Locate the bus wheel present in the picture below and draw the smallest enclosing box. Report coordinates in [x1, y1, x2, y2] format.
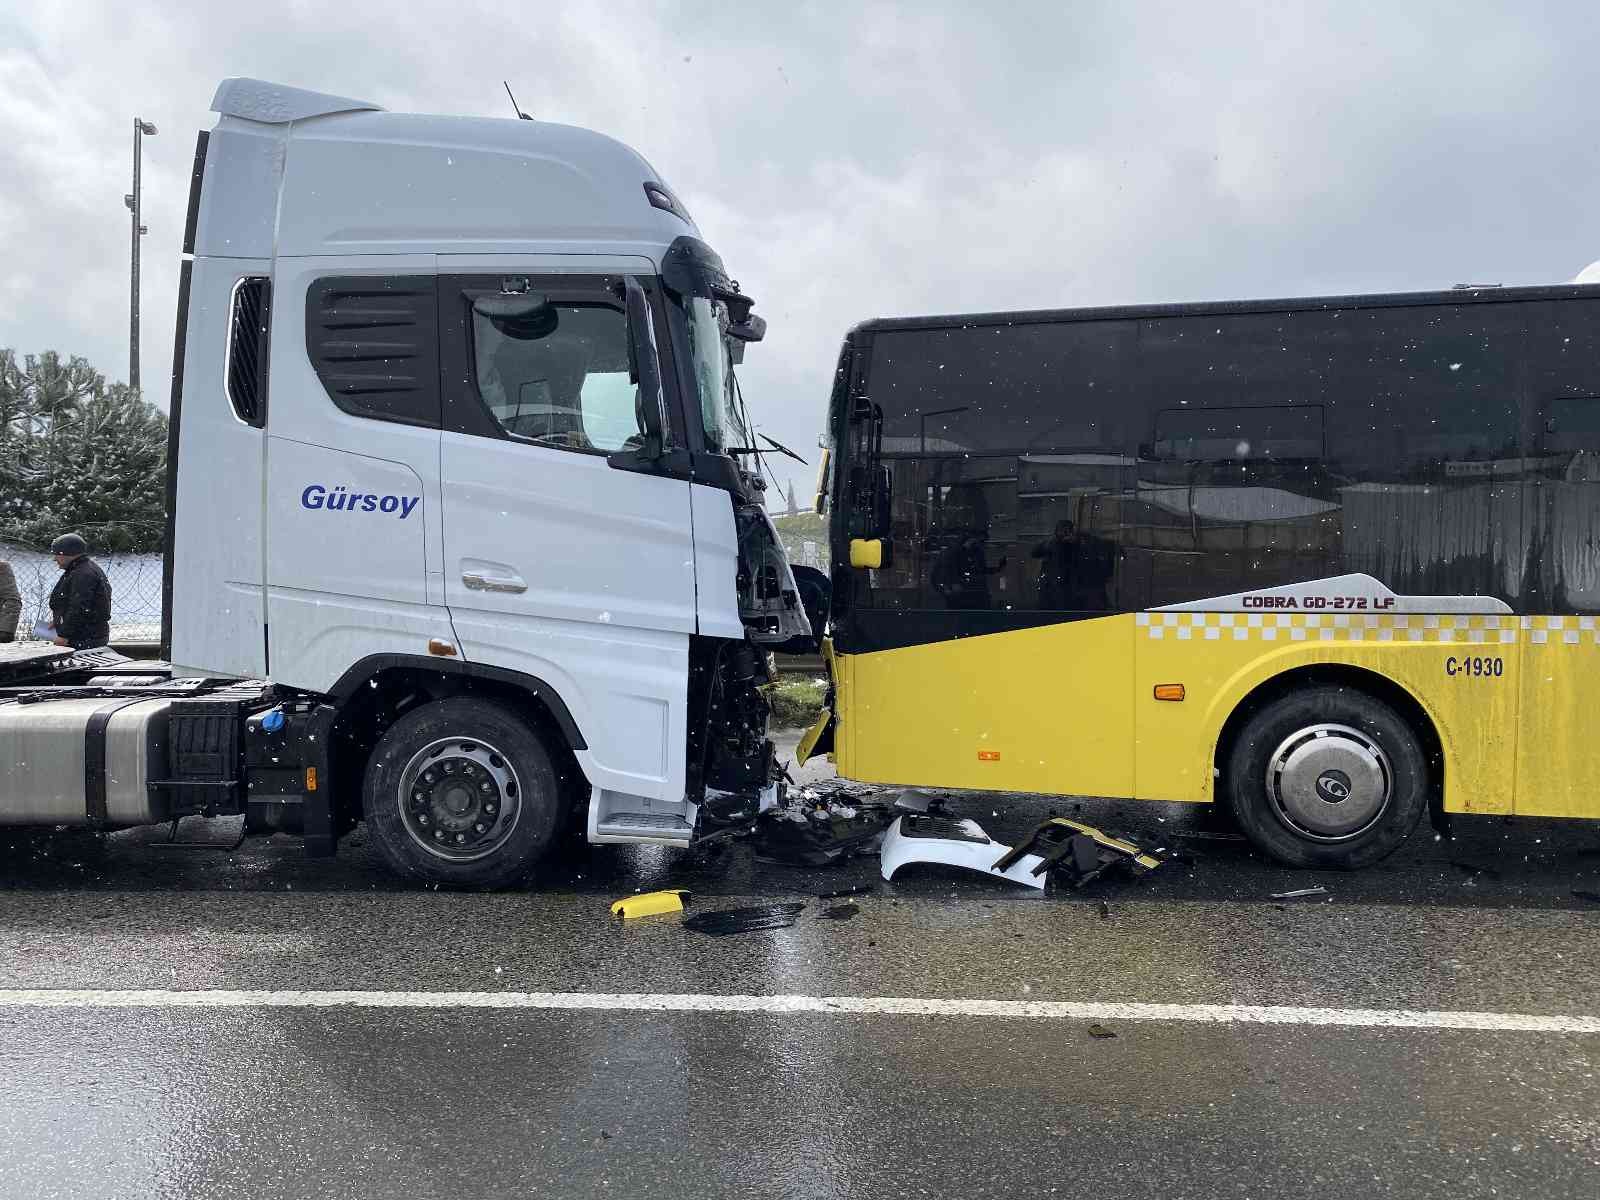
[1225, 686, 1428, 869]
[361, 697, 567, 888]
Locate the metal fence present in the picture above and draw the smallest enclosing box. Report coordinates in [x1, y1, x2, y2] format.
[1, 541, 163, 646]
[0, 523, 825, 650]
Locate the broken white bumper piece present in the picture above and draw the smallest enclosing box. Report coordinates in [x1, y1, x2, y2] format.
[879, 814, 1048, 890]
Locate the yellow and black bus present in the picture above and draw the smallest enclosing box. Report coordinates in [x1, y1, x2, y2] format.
[810, 283, 1600, 867]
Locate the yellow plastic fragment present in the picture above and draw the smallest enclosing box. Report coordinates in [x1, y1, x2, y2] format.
[610, 889, 689, 919]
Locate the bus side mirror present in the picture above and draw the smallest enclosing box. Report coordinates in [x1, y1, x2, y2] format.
[623, 277, 667, 459]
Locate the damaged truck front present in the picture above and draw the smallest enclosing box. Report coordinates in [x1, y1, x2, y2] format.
[0, 78, 814, 887]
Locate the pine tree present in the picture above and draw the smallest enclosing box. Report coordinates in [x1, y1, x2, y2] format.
[0, 351, 168, 552]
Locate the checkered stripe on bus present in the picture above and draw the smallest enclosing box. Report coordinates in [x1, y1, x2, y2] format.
[1134, 611, 1524, 644]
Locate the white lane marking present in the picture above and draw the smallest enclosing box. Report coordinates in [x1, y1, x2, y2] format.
[0, 990, 1596, 1033]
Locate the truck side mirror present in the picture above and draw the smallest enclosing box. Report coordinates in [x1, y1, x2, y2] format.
[623, 277, 667, 459]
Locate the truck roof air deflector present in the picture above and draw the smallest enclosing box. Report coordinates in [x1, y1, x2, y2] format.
[210, 78, 383, 124]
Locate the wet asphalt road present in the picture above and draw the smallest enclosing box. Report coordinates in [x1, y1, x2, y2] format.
[2, 733, 1599, 1199]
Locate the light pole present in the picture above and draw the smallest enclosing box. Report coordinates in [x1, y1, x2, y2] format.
[125, 117, 157, 392]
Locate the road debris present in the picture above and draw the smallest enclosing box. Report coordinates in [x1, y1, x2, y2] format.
[891, 789, 943, 814]
[879, 813, 1169, 891]
[682, 903, 806, 936]
[994, 818, 1168, 889]
[1270, 887, 1329, 899]
[754, 784, 897, 867]
[610, 889, 689, 919]
[879, 814, 1048, 890]
[1087, 1023, 1117, 1039]
[817, 884, 873, 900]
[819, 902, 860, 921]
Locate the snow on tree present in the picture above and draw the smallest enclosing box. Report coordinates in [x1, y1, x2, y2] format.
[0, 350, 169, 552]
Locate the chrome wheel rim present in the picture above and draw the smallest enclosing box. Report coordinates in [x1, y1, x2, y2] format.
[397, 737, 522, 862]
[1264, 723, 1392, 842]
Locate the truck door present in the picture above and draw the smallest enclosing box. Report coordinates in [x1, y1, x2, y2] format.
[261, 258, 455, 693]
[436, 260, 697, 807]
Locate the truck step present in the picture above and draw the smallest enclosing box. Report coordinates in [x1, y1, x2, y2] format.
[595, 812, 694, 839]
[587, 788, 699, 847]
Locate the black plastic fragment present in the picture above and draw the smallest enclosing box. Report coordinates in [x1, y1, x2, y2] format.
[817, 884, 872, 900]
[819, 902, 860, 921]
[682, 903, 806, 936]
[1087, 1023, 1117, 1040]
[753, 797, 897, 867]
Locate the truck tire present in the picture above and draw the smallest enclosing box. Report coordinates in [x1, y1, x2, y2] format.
[361, 697, 567, 888]
[1225, 686, 1428, 870]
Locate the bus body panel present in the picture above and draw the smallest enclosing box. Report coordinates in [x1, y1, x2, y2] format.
[1516, 620, 1600, 817]
[826, 285, 1600, 828]
[832, 614, 1135, 796]
[1131, 611, 1522, 813]
[832, 604, 1525, 816]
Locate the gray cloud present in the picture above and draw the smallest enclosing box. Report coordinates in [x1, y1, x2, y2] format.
[3, 0, 1598, 508]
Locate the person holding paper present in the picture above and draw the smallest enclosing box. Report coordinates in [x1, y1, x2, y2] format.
[46, 533, 111, 650]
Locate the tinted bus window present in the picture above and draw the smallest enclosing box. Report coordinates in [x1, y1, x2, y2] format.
[1526, 298, 1600, 613]
[862, 319, 1136, 620]
[852, 299, 1533, 628]
[1129, 303, 1525, 608]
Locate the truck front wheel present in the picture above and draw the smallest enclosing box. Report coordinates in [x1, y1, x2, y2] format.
[362, 697, 568, 888]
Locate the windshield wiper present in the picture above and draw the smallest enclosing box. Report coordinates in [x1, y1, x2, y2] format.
[724, 434, 807, 465]
[753, 433, 808, 465]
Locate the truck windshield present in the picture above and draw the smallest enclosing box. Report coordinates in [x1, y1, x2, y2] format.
[681, 294, 748, 452]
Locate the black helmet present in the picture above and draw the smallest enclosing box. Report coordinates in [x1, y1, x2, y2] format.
[50, 532, 88, 557]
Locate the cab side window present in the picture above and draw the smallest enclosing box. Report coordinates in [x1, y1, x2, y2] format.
[459, 278, 645, 455]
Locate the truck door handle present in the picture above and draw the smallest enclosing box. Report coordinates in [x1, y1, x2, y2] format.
[462, 570, 527, 594]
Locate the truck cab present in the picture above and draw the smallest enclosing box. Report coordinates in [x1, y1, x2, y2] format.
[2, 77, 810, 886]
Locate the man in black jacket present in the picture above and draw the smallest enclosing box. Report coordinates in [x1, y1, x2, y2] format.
[47, 533, 112, 649]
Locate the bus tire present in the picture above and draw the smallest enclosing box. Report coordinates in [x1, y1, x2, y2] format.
[361, 697, 567, 888]
[1225, 686, 1428, 870]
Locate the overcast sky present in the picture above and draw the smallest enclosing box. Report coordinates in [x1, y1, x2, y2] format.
[4, 1, 1599, 508]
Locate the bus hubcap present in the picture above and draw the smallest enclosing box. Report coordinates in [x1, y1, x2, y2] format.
[397, 738, 521, 862]
[1265, 723, 1391, 842]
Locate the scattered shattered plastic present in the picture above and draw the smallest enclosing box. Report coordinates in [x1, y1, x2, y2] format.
[891, 789, 942, 814]
[817, 884, 872, 900]
[993, 817, 1170, 890]
[610, 889, 689, 919]
[1269, 886, 1329, 899]
[682, 902, 806, 936]
[753, 783, 897, 867]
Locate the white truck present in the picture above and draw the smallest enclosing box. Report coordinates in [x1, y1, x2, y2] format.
[0, 78, 821, 887]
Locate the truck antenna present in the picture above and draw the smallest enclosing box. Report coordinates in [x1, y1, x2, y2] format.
[503, 81, 533, 121]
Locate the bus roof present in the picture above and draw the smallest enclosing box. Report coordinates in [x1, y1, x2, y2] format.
[847, 282, 1600, 338]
